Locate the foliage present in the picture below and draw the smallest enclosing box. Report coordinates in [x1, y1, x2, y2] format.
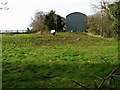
[87, 12, 116, 38]
[108, 1, 120, 20]
[44, 10, 65, 32]
[100, 0, 120, 37]
[88, 0, 120, 38]
[108, 1, 120, 34]
[30, 10, 65, 32]
[44, 10, 56, 30]
[56, 15, 65, 32]
[2, 33, 119, 88]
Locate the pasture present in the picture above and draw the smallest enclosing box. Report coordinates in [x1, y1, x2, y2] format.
[2, 32, 119, 88]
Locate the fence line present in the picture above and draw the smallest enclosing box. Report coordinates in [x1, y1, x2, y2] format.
[0, 30, 27, 34]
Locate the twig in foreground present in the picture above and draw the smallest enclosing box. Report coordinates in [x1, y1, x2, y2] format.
[73, 80, 89, 90]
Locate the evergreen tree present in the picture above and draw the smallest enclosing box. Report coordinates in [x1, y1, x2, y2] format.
[44, 10, 56, 30]
[44, 10, 65, 32]
[56, 15, 65, 32]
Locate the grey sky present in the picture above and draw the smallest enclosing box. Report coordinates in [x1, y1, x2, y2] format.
[0, 0, 105, 30]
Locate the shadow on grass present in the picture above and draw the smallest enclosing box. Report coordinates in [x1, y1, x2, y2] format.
[2, 61, 120, 88]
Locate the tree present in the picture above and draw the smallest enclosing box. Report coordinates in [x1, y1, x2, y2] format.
[88, 0, 119, 38]
[44, 10, 56, 30]
[107, 1, 120, 35]
[30, 10, 65, 33]
[30, 11, 47, 32]
[56, 15, 65, 32]
[87, 12, 114, 37]
[0, 2, 9, 10]
[44, 10, 65, 32]
[98, 0, 120, 37]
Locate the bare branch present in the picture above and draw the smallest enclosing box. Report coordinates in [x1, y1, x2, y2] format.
[0, 2, 8, 5]
[106, 64, 120, 79]
[0, 7, 9, 10]
[111, 75, 120, 78]
[0, 2, 9, 10]
[90, 73, 103, 80]
[73, 80, 89, 90]
[98, 64, 120, 88]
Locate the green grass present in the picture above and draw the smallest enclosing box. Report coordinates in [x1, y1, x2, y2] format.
[2, 32, 119, 88]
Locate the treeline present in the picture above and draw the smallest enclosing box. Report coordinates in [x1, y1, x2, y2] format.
[29, 1, 120, 39]
[30, 10, 65, 33]
[87, 0, 120, 38]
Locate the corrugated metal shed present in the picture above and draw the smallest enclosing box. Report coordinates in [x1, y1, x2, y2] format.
[66, 12, 87, 32]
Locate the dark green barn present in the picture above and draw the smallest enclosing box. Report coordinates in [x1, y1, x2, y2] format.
[66, 12, 87, 32]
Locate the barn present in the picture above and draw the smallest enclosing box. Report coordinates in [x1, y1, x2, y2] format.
[66, 12, 87, 32]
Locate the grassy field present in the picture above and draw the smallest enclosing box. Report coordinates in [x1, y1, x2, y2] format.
[2, 32, 119, 88]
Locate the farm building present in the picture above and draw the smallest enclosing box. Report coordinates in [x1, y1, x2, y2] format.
[66, 12, 87, 32]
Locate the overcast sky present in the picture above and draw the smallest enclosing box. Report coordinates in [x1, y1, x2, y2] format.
[0, 0, 105, 30]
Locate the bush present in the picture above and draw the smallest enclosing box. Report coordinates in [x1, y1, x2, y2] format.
[87, 12, 117, 38]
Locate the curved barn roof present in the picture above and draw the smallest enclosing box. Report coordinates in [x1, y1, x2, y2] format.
[66, 12, 87, 32]
[66, 12, 86, 18]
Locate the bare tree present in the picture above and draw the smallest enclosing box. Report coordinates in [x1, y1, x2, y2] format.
[90, 0, 113, 13]
[0, 2, 9, 10]
[30, 11, 47, 32]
